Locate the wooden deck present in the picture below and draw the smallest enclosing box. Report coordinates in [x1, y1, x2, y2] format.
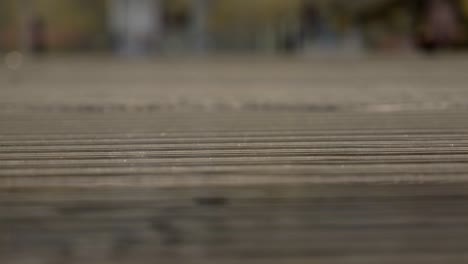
[1, 57, 468, 263]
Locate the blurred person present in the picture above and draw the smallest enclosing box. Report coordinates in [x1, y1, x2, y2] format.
[108, 0, 163, 56]
[377, 8, 415, 53]
[391, 8, 416, 52]
[192, 0, 213, 53]
[298, 0, 330, 53]
[333, 7, 365, 55]
[30, 16, 47, 54]
[339, 19, 365, 55]
[299, 2, 341, 55]
[299, 1, 321, 45]
[417, 0, 464, 52]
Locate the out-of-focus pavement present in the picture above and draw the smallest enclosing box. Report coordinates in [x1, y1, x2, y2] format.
[1, 56, 468, 264]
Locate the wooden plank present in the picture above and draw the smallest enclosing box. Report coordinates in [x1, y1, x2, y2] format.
[1, 58, 468, 263]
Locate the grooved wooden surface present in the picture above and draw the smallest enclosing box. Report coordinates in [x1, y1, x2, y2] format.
[1, 58, 468, 263]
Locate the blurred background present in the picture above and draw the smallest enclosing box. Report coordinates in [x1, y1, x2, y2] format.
[3, 2, 468, 264]
[1, 0, 468, 57]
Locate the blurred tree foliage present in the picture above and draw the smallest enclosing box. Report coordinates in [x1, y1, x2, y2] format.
[463, 0, 468, 17]
[212, 0, 302, 30]
[0, 1, 18, 50]
[0, 1, 14, 27]
[34, 0, 107, 50]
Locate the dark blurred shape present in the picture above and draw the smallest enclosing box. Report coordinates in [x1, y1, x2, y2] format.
[194, 196, 229, 207]
[299, 1, 321, 48]
[30, 15, 47, 54]
[416, 0, 466, 52]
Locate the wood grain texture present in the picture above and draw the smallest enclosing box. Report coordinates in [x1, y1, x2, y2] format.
[1, 57, 468, 263]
